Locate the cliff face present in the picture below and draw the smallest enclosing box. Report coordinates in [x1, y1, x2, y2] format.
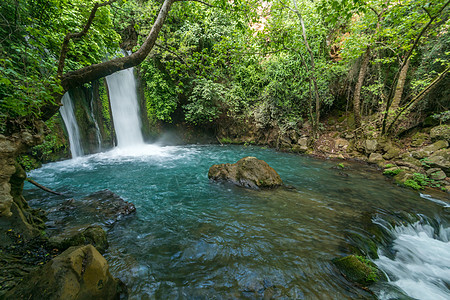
[0, 128, 46, 244]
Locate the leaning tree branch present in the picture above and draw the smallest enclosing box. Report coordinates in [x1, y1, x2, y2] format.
[57, 0, 118, 78]
[381, 0, 450, 134]
[386, 65, 449, 134]
[40, 0, 177, 122]
[60, 0, 175, 91]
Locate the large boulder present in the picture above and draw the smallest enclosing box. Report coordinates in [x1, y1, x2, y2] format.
[208, 157, 282, 189]
[430, 125, 450, 142]
[6, 245, 126, 299]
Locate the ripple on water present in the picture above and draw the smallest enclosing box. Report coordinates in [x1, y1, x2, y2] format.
[24, 144, 449, 299]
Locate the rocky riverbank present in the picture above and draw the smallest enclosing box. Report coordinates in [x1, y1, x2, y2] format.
[217, 116, 450, 194]
[0, 189, 135, 299]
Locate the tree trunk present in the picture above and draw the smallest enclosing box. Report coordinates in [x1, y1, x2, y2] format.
[353, 47, 371, 129]
[386, 65, 449, 134]
[381, 0, 450, 135]
[293, 0, 321, 138]
[390, 57, 410, 112]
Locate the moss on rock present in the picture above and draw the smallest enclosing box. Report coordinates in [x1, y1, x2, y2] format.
[5, 245, 126, 300]
[50, 226, 109, 254]
[332, 255, 384, 286]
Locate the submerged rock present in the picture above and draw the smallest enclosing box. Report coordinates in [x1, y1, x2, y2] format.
[208, 156, 282, 189]
[50, 225, 109, 254]
[6, 245, 126, 299]
[81, 189, 136, 222]
[333, 255, 384, 286]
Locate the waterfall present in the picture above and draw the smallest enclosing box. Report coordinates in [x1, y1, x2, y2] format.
[89, 90, 102, 151]
[374, 221, 450, 300]
[60, 93, 84, 158]
[106, 67, 144, 147]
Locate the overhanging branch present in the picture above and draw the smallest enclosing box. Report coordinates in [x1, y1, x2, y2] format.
[57, 0, 118, 78]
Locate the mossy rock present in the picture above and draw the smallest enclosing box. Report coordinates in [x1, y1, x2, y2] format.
[6, 245, 126, 299]
[393, 169, 415, 181]
[382, 146, 401, 160]
[430, 125, 450, 142]
[383, 167, 403, 177]
[346, 233, 379, 259]
[208, 157, 283, 189]
[411, 132, 429, 147]
[291, 145, 308, 153]
[333, 255, 385, 286]
[50, 226, 109, 254]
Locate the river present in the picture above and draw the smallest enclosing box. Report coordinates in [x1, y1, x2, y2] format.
[24, 144, 449, 299]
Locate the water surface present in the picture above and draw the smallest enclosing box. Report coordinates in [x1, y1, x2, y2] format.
[24, 145, 449, 299]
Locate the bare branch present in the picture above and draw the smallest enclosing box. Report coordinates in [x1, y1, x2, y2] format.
[423, 6, 432, 19]
[26, 178, 64, 196]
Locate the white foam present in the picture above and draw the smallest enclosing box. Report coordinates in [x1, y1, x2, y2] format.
[375, 222, 450, 300]
[420, 193, 450, 208]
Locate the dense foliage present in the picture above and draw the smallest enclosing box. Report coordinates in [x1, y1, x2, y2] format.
[0, 0, 121, 133]
[0, 0, 448, 138]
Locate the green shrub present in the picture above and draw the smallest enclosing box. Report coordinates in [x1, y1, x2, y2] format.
[404, 179, 423, 190]
[383, 168, 402, 176]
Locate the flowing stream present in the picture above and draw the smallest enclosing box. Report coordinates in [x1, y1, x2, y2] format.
[373, 219, 450, 300]
[105, 68, 144, 147]
[59, 93, 84, 158]
[24, 145, 449, 299]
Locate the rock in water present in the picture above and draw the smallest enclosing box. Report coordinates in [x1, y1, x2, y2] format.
[6, 245, 126, 299]
[332, 255, 384, 286]
[208, 156, 282, 189]
[50, 225, 109, 254]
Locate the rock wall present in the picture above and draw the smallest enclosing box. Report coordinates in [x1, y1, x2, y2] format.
[67, 81, 114, 154]
[0, 128, 46, 243]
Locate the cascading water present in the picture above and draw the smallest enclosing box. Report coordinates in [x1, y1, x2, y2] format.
[89, 90, 102, 151]
[60, 93, 84, 158]
[105, 67, 144, 147]
[374, 220, 450, 300]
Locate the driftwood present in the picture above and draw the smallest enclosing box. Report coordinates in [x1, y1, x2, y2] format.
[26, 178, 64, 196]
